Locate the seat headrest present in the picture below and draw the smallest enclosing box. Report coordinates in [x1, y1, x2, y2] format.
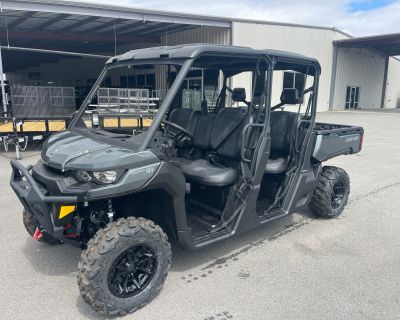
[232, 88, 246, 102]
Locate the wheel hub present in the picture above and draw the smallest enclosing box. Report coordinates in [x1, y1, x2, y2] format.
[331, 182, 345, 209]
[107, 244, 157, 298]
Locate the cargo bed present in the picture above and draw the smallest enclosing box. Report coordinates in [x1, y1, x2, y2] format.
[312, 122, 364, 161]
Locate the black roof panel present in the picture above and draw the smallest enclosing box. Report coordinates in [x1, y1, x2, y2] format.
[107, 44, 321, 72]
[107, 44, 258, 62]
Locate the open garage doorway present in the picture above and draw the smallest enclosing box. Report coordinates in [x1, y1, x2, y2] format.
[1, 47, 109, 115]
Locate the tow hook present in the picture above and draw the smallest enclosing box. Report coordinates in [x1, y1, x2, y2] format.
[33, 227, 43, 241]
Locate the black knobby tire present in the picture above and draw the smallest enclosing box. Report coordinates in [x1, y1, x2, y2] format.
[309, 166, 350, 219]
[77, 217, 171, 316]
[22, 209, 61, 244]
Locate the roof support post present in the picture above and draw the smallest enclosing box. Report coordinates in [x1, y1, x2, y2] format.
[380, 55, 389, 108]
[0, 45, 8, 113]
[328, 45, 338, 111]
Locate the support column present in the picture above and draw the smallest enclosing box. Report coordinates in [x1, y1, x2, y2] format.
[0, 46, 8, 113]
[328, 45, 338, 111]
[380, 55, 389, 109]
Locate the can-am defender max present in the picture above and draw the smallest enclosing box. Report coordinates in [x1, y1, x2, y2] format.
[10, 45, 364, 316]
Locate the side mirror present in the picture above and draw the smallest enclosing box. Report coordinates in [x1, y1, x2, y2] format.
[232, 88, 246, 102]
[232, 88, 250, 106]
[280, 88, 303, 105]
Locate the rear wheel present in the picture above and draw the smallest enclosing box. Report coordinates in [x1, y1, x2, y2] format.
[77, 217, 171, 316]
[22, 209, 61, 244]
[309, 166, 350, 218]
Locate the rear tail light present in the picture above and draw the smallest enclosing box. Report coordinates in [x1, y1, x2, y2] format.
[359, 133, 364, 149]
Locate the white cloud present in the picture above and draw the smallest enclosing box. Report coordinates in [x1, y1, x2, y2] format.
[76, 0, 400, 36]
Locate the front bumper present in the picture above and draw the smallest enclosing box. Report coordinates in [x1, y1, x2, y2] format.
[10, 160, 78, 242]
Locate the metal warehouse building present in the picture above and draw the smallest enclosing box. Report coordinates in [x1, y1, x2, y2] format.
[1, 0, 400, 115]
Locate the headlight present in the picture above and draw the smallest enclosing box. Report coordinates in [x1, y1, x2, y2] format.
[74, 170, 124, 184]
[92, 170, 118, 184]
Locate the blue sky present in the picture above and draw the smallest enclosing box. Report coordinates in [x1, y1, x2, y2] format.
[76, 0, 400, 36]
[348, 0, 395, 11]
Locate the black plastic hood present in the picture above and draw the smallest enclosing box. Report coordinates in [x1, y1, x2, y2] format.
[42, 131, 159, 172]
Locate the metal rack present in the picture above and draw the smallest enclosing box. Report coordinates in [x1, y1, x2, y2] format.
[96, 88, 159, 115]
[11, 85, 75, 117]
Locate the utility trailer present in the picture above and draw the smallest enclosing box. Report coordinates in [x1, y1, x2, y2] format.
[1, 85, 158, 157]
[0, 111, 154, 158]
[88, 87, 157, 133]
[0, 84, 77, 158]
[0, 111, 72, 158]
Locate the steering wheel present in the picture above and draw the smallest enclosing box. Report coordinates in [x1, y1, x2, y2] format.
[161, 120, 194, 141]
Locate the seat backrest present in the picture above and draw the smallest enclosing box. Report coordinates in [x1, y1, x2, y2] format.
[168, 108, 201, 135]
[209, 107, 248, 160]
[270, 111, 298, 156]
[192, 113, 217, 150]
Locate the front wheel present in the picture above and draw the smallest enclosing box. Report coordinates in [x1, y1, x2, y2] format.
[77, 217, 171, 316]
[309, 166, 350, 218]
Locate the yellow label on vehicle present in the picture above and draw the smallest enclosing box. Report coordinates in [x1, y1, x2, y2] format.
[59, 205, 76, 219]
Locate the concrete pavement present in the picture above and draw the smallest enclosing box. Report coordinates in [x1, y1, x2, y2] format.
[0, 111, 399, 320]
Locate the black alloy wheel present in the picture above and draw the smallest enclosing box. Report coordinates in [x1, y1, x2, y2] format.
[331, 182, 346, 209]
[77, 217, 171, 316]
[107, 244, 157, 298]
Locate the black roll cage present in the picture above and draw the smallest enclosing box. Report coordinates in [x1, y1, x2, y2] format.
[68, 51, 321, 154]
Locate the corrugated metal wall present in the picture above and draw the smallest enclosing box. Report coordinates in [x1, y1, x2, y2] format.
[156, 26, 230, 91]
[160, 26, 230, 46]
[333, 47, 385, 110]
[386, 57, 400, 108]
[231, 21, 349, 112]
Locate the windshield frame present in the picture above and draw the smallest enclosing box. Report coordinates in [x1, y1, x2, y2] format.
[68, 53, 285, 151]
[69, 58, 194, 150]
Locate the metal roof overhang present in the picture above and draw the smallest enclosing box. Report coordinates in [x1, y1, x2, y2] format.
[2, 0, 231, 27]
[333, 32, 400, 56]
[0, 0, 230, 71]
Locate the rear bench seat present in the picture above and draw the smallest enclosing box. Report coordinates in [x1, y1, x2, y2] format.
[168, 108, 299, 185]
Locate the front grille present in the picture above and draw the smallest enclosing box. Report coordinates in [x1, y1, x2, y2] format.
[32, 160, 79, 194]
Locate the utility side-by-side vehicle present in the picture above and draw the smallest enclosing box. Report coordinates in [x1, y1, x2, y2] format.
[10, 45, 364, 316]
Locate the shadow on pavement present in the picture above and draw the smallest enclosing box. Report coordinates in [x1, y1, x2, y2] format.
[22, 210, 313, 277]
[170, 210, 314, 273]
[22, 239, 81, 277]
[21, 207, 314, 319]
[75, 297, 109, 320]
